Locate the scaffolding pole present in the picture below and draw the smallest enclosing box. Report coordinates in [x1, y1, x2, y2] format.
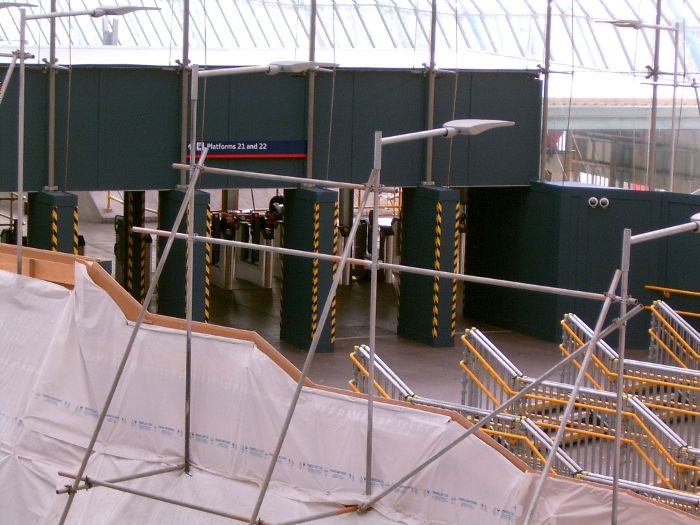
[133, 228, 617, 305]
[56, 464, 184, 495]
[56, 150, 210, 525]
[58, 471, 254, 523]
[356, 304, 643, 514]
[522, 270, 622, 525]
[248, 171, 379, 525]
[171, 163, 365, 191]
[611, 229, 631, 524]
[366, 131, 382, 495]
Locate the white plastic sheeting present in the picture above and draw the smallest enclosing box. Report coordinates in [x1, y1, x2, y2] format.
[0, 264, 697, 524]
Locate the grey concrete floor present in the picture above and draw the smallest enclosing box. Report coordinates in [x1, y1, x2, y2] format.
[73, 218, 618, 404]
[6, 212, 649, 403]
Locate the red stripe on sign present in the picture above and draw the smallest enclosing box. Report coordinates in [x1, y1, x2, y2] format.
[187, 153, 307, 159]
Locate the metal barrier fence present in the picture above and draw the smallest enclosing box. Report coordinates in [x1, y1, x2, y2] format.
[649, 301, 700, 369]
[348, 344, 700, 513]
[461, 329, 700, 493]
[562, 312, 700, 448]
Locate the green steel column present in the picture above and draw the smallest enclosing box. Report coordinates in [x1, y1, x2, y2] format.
[398, 186, 460, 347]
[280, 187, 337, 352]
[157, 188, 210, 321]
[27, 190, 78, 254]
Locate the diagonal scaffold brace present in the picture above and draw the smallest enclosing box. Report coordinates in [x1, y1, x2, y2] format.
[56, 148, 210, 525]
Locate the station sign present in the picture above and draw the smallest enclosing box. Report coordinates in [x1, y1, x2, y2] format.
[187, 140, 307, 159]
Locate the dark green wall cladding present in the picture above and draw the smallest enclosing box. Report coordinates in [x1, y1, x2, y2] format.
[464, 182, 700, 348]
[0, 65, 540, 191]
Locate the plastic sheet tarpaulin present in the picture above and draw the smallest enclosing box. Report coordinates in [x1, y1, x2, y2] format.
[0, 265, 697, 524]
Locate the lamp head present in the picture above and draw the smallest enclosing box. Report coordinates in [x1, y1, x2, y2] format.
[610, 19, 643, 29]
[91, 5, 160, 17]
[268, 61, 321, 75]
[691, 213, 700, 231]
[442, 119, 514, 137]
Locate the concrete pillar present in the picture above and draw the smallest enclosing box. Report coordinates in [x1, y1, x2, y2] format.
[280, 187, 337, 352]
[398, 185, 460, 347]
[27, 190, 78, 254]
[156, 188, 210, 321]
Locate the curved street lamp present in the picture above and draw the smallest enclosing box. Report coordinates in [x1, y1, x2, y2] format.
[15, 5, 159, 275]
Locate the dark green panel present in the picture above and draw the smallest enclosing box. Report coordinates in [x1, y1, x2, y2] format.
[432, 71, 472, 187]
[351, 71, 426, 186]
[0, 66, 49, 191]
[313, 72, 355, 183]
[54, 68, 101, 191]
[561, 187, 657, 348]
[198, 72, 308, 188]
[96, 68, 181, 190]
[0, 66, 540, 192]
[464, 182, 700, 347]
[463, 72, 540, 187]
[654, 195, 700, 332]
[463, 187, 540, 333]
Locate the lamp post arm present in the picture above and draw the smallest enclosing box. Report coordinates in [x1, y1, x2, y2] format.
[25, 8, 94, 20]
[381, 127, 448, 146]
[197, 64, 272, 78]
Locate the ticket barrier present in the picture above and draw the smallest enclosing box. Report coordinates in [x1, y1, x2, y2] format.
[212, 203, 282, 290]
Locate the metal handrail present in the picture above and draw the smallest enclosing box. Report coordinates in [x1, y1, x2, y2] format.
[463, 327, 700, 491]
[106, 191, 158, 215]
[646, 285, 700, 299]
[649, 301, 700, 368]
[348, 346, 700, 512]
[563, 313, 700, 448]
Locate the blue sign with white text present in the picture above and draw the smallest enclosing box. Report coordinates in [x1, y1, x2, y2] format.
[188, 140, 307, 159]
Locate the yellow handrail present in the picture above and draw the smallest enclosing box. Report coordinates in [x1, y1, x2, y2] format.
[348, 352, 391, 399]
[461, 335, 517, 396]
[459, 360, 502, 408]
[648, 328, 692, 369]
[558, 343, 605, 390]
[646, 285, 700, 299]
[650, 305, 700, 363]
[565, 316, 700, 398]
[561, 320, 614, 379]
[482, 429, 555, 475]
[537, 421, 675, 490]
[106, 191, 158, 216]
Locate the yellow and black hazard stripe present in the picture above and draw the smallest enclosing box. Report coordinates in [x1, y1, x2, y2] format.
[330, 201, 339, 343]
[397, 201, 403, 325]
[138, 196, 146, 303]
[126, 192, 134, 293]
[204, 204, 212, 323]
[279, 210, 284, 329]
[451, 201, 460, 337]
[311, 202, 320, 339]
[73, 206, 79, 255]
[50, 206, 58, 251]
[432, 200, 443, 339]
[183, 206, 189, 312]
